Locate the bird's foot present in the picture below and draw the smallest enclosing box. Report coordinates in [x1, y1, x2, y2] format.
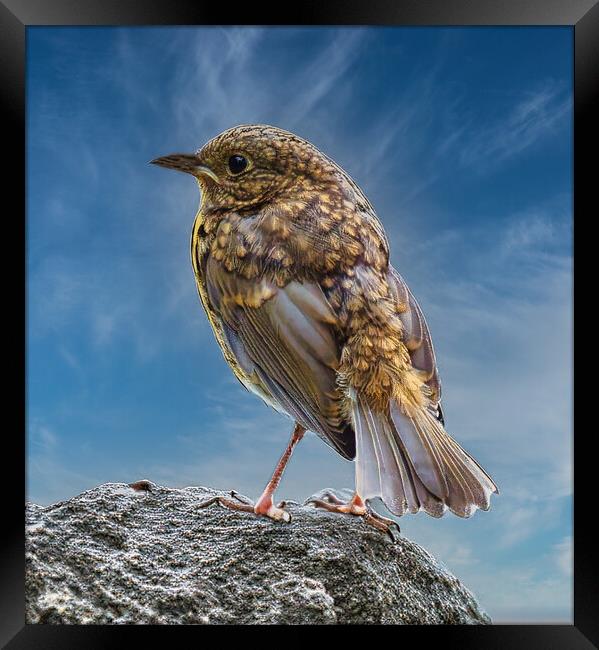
[305, 491, 400, 539]
[197, 490, 292, 523]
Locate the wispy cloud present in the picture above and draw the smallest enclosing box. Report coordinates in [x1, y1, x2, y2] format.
[456, 81, 572, 169]
[278, 29, 369, 129]
[28, 420, 58, 452]
[498, 502, 562, 549]
[27, 419, 99, 505]
[553, 535, 572, 577]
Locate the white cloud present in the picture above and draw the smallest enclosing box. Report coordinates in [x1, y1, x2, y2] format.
[553, 535, 572, 577]
[279, 29, 369, 129]
[31, 422, 58, 450]
[457, 81, 571, 169]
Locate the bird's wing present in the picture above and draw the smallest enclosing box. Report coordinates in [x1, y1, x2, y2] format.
[387, 266, 443, 419]
[205, 256, 355, 459]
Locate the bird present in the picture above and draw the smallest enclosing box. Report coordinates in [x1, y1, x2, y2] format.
[151, 124, 498, 535]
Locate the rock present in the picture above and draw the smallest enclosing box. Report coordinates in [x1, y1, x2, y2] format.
[25, 482, 491, 625]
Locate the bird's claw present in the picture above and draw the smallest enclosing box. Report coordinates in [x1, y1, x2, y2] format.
[197, 491, 292, 524]
[363, 510, 401, 540]
[306, 491, 400, 540]
[229, 490, 253, 505]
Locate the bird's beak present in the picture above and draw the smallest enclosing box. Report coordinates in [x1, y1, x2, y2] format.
[150, 153, 219, 183]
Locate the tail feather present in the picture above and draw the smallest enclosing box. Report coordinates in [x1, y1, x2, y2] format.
[365, 407, 416, 512]
[351, 392, 498, 518]
[354, 394, 420, 514]
[353, 398, 384, 499]
[393, 407, 449, 500]
[426, 416, 496, 514]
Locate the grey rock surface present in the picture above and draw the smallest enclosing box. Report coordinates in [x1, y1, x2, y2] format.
[26, 482, 491, 625]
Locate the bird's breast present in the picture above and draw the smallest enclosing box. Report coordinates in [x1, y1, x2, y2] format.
[192, 188, 389, 289]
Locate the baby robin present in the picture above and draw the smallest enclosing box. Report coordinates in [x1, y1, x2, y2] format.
[151, 125, 498, 535]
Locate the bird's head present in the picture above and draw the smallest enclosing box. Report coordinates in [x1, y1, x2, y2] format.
[151, 124, 339, 211]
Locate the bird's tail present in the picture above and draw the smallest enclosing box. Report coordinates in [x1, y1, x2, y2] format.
[351, 392, 498, 517]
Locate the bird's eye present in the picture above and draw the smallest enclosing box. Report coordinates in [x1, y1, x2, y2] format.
[227, 154, 248, 175]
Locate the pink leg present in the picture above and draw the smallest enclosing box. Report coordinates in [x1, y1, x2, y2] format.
[198, 423, 305, 523]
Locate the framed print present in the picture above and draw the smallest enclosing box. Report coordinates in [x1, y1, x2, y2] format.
[3, 0, 596, 646]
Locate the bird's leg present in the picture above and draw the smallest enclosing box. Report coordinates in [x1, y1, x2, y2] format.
[305, 491, 400, 537]
[253, 423, 305, 521]
[197, 423, 305, 524]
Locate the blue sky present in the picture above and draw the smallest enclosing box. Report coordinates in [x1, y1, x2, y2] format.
[26, 27, 573, 623]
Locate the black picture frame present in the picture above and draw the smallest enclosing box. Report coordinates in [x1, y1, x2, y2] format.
[4, 0, 593, 646]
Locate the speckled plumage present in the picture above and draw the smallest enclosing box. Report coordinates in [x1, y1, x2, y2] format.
[153, 125, 498, 520]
